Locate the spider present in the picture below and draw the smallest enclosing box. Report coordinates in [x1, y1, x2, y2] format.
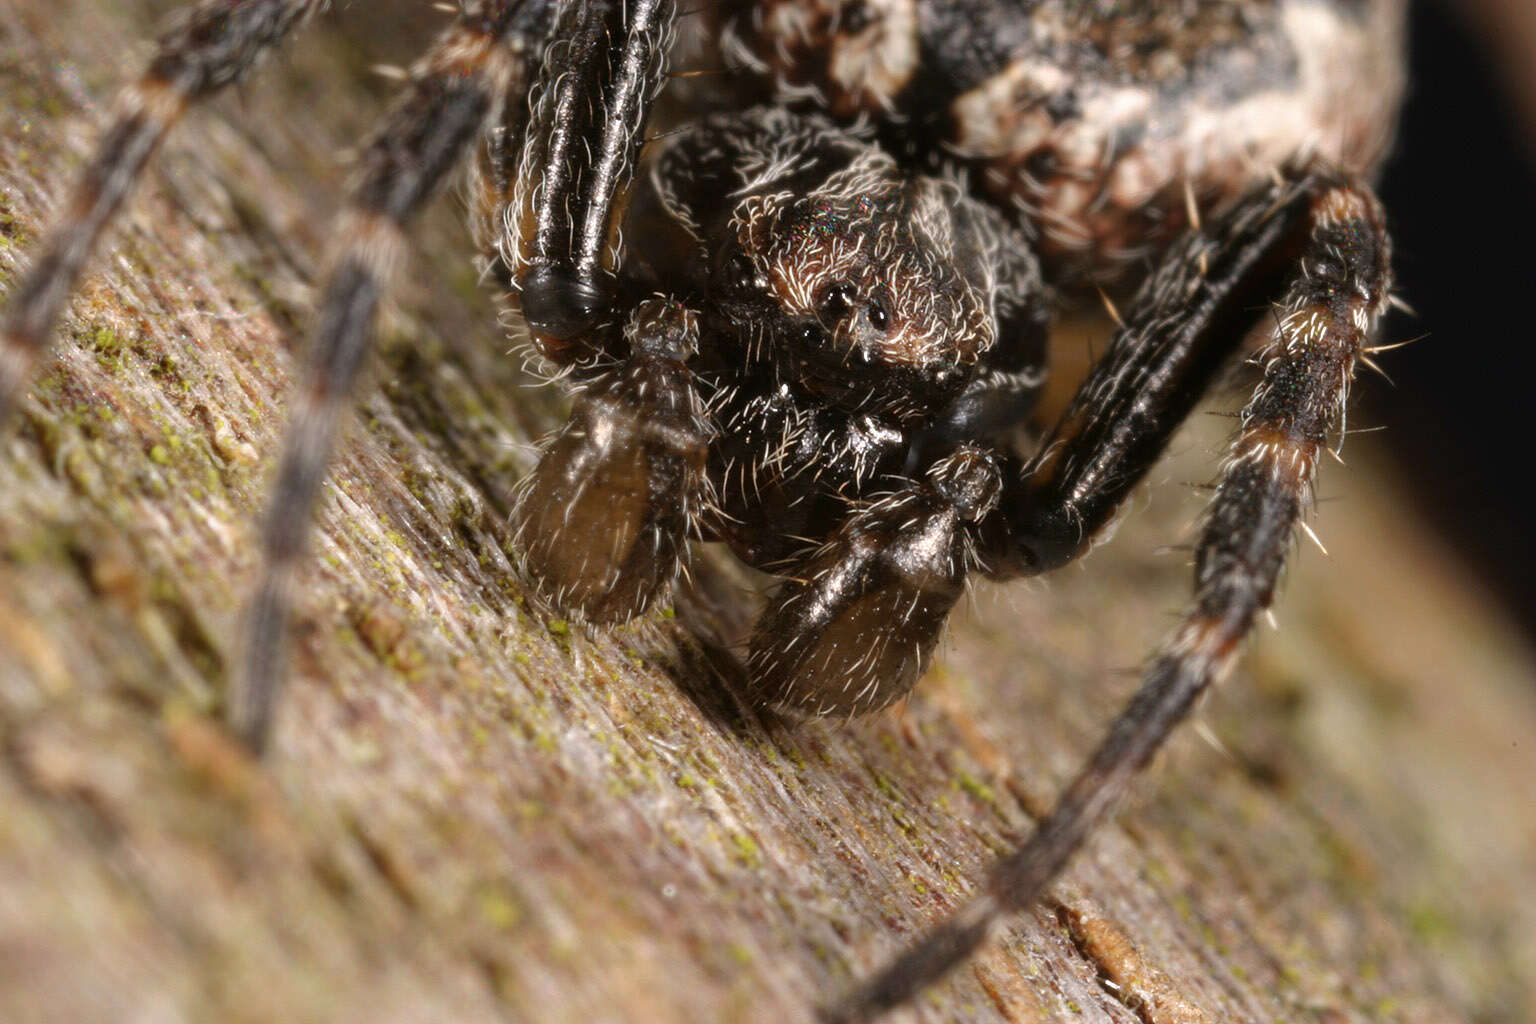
[0, 0, 1407, 1020]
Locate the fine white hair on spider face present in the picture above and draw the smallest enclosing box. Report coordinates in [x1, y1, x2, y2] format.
[2, 2, 1534, 1024]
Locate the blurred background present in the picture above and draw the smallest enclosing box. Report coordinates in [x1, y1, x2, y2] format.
[1376, 0, 1536, 635]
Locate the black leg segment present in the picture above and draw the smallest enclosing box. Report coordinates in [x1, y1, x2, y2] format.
[982, 175, 1335, 579]
[508, 0, 677, 358]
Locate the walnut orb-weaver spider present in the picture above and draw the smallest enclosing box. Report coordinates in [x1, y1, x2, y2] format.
[0, 0, 1413, 1020]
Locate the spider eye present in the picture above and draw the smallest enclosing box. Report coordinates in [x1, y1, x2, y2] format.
[866, 296, 890, 333]
[725, 252, 759, 293]
[817, 282, 856, 321]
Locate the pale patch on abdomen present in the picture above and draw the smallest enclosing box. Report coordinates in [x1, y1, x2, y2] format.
[726, 0, 920, 117]
[723, 0, 1406, 288]
[949, 0, 1406, 285]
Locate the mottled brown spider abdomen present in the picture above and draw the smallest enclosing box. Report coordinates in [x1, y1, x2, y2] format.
[722, 0, 1405, 283]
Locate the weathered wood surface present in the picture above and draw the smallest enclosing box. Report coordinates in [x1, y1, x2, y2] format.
[2, 3, 1534, 1023]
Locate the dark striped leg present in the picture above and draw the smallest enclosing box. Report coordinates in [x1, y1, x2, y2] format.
[497, 0, 678, 363]
[826, 179, 1392, 1021]
[0, 0, 323, 426]
[230, 1, 542, 751]
[984, 173, 1343, 579]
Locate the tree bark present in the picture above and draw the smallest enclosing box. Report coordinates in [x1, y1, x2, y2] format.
[1, 3, 1534, 1023]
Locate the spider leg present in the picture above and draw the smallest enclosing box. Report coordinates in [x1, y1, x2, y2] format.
[826, 176, 1391, 1021]
[986, 173, 1358, 579]
[512, 298, 711, 622]
[497, 0, 678, 361]
[485, 0, 705, 621]
[230, 0, 547, 751]
[0, 0, 324, 426]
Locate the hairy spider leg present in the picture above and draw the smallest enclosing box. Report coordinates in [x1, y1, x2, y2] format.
[988, 175, 1353, 578]
[491, 0, 716, 622]
[506, 0, 679, 357]
[826, 175, 1391, 1022]
[230, 0, 551, 750]
[0, 0, 324, 427]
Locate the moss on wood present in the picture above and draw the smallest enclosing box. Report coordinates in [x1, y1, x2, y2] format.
[2, 3, 1534, 1022]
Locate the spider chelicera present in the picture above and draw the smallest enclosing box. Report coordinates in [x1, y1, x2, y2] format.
[0, 0, 1405, 1020]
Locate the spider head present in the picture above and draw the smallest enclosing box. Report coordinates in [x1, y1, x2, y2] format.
[712, 159, 1000, 422]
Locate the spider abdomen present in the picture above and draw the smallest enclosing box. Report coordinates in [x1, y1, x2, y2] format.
[719, 0, 1405, 284]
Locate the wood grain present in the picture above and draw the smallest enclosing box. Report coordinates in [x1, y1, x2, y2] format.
[2, 3, 1533, 1022]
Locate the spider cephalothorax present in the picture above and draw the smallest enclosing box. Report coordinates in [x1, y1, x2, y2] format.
[0, 0, 1404, 1020]
[627, 108, 1049, 574]
[707, 124, 1015, 407]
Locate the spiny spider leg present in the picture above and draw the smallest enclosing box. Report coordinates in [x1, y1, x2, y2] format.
[230, 0, 548, 750]
[990, 175, 1334, 578]
[826, 176, 1390, 1022]
[0, 0, 324, 425]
